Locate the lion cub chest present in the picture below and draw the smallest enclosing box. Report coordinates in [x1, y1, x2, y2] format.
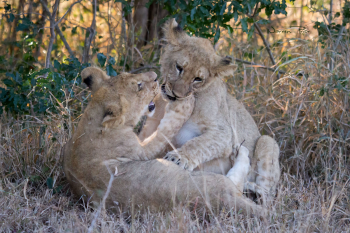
[174, 120, 201, 147]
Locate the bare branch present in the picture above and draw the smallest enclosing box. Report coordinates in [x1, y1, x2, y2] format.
[254, 22, 281, 79]
[232, 58, 286, 74]
[247, 3, 260, 18]
[40, 0, 75, 59]
[54, 0, 82, 27]
[39, 0, 53, 20]
[87, 164, 115, 233]
[334, 26, 345, 50]
[82, 0, 97, 63]
[45, 0, 60, 68]
[55, 26, 75, 57]
[121, 13, 128, 72]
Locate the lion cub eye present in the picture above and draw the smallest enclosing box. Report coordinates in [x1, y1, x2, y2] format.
[193, 77, 203, 83]
[175, 63, 183, 74]
[137, 82, 143, 91]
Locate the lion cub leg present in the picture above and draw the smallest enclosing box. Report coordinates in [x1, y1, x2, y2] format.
[246, 135, 280, 203]
[226, 145, 250, 195]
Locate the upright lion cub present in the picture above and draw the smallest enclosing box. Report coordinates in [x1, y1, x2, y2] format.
[140, 19, 281, 202]
[63, 67, 267, 215]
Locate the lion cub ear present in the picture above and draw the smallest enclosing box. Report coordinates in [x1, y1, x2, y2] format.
[81, 67, 110, 94]
[163, 18, 189, 45]
[101, 96, 128, 129]
[213, 56, 237, 77]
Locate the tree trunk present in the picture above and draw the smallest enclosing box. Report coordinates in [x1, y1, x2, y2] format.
[133, 0, 167, 49]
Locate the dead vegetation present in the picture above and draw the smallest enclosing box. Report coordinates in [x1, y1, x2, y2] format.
[1, 33, 350, 232]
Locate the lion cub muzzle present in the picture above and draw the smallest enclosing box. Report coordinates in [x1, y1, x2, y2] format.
[161, 83, 192, 101]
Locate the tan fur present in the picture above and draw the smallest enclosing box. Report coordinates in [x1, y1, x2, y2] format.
[63, 67, 267, 216]
[141, 19, 281, 198]
[138, 93, 167, 142]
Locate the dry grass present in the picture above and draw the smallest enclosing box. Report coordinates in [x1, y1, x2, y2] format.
[1, 34, 350, 232]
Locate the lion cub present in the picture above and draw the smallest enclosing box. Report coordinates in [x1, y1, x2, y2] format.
[139, 19, 281, 202]
[63, 67, 267, 215]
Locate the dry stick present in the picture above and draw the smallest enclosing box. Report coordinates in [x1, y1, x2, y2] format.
[330, 25, 345, 73]
[10, 0, 24, 53]
[254, 22, 281, 79]
[232, 58, 286, 74]
[107, 2, 118, 52]
[87, 165, 118, 233]
[55, 26, 75, 57]
[330, 4, 346, 72]
[40, 0, 75, 58]
[53, 0, 82, 28]
[247, 2, 260, 18]
[35, 1, 47, 58]
[44, 0, 59, 69]
[121, 10, 128, 72]
[329, 0, 334, 71]
[82, 0, 97, 63]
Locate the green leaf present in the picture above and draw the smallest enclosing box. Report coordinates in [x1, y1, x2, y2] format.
[97, 53, 106, 67]
[4, 4, 11, 12]
[319, 87, 325, 96]
[7, 13, 14, 23]
[2, 79, 14, 87]
[232, 11, 238, 22]
[54, 60, 61, 71]
[108, 56, 116, 65]
[46, 177, 53, 189]
[190, 7, 196, 21]
[53, 185, 63, 194]
[72, 26, 77, 35]
[219, 2, 226, 15]
[257, 19, 270, 25]
[16, 23, 29, 31]
[199, 6, 209, 15]
[214, 27, 220, 44]
[187, 23, 196, 32]
[247, 24, 255, 40]
[31, 77, 36, 87]
[106, 64, 117, 76]
[240, 18, 248, 33]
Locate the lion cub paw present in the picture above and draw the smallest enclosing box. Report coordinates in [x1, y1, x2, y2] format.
[226, 145, 250, 194]
[164, 150, 193, 170]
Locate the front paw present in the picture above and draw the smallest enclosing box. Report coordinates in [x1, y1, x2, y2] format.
[164, 150, 189, 169]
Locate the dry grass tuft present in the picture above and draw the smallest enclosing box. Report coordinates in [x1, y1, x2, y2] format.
[1, 34, 350, 232]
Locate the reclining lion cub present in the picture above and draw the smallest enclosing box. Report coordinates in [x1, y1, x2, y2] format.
[63, 67, 267, 215]
[140, 19, 281, 199]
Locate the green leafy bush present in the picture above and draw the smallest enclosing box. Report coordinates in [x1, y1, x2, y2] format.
[0, 57, 88, 115]
[160, 0, 295, 42]
[0, 51, 118, 116]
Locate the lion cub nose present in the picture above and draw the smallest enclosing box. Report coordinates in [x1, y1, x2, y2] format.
[144, 71, 157, 82]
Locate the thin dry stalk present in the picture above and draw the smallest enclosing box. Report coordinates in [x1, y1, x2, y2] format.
[82, 0, 97, 63]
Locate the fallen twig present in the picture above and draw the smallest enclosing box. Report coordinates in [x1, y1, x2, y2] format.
[254, 22, 281, 79]
[231, 58, 286, 74]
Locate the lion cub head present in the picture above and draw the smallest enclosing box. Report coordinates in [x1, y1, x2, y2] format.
[80, 67, 158, 129]
[160, 19, 236, 100]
